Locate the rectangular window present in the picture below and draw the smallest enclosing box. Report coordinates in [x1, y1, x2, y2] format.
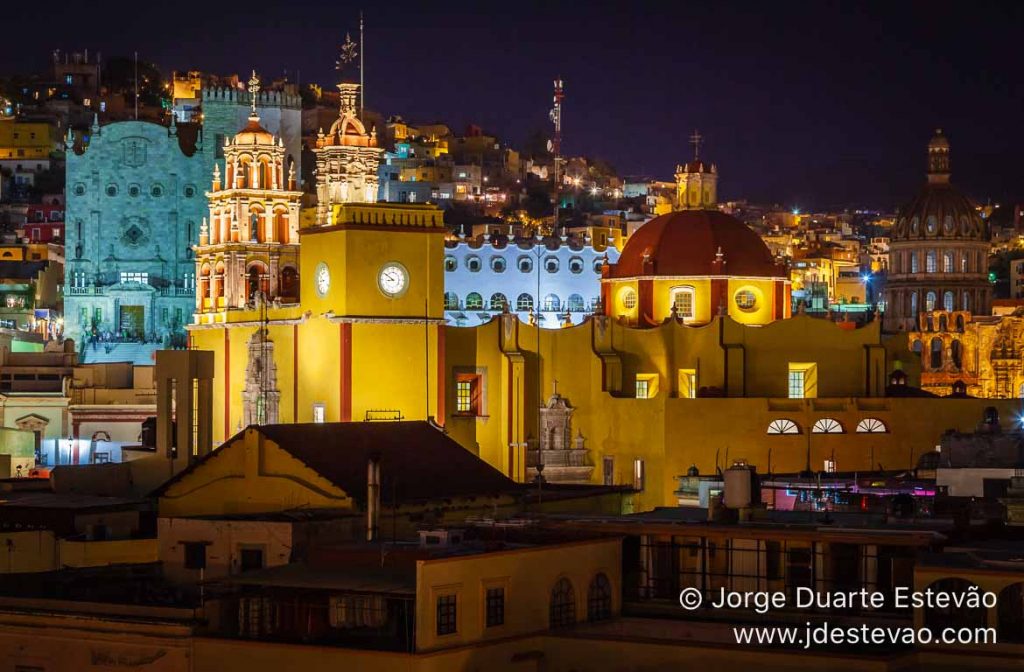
[787, 363, 817, 399]
[183, 541, 207, 570]
[455, 373, 481, 415]
[603, 456, 614, 486]
[119, 271, 149, 284]
[633, 458, 645, 491]
[312, 403, 325, 423]
[436, 594, 457, 636]
[672, 289, 694, 318]
[485, 587, 505, 627]
[238, 546, 264, 573]
[678, 369, 697, 399]
[635, 374, 658, 399]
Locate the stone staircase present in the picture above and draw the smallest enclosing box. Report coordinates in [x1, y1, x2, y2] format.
[80, 342, 160, 365]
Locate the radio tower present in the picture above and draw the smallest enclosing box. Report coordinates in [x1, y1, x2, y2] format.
[549, 79, 564, 235]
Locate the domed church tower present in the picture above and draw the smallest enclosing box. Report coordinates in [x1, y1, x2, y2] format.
[883, 130, 991, 332]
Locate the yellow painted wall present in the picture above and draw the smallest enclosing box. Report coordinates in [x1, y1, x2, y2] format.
[415, 538, 621, 652]
[158, 428, 353, 516]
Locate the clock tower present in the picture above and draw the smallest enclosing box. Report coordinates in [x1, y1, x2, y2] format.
[189, 51, 446, 444]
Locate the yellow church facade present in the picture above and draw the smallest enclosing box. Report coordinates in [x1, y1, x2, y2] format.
[190, 90, 1016, 512]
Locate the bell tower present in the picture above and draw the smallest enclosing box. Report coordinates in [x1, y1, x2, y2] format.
[674, 129, 718, 210]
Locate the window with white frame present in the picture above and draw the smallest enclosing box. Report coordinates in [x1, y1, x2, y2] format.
[120, 271, 148, 284]
[671, 287, 695, 318]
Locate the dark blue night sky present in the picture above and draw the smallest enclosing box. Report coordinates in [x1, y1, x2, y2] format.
[4, 0, 1023, 211]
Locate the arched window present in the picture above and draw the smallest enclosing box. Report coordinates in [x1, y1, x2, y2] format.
[855, 418, 887, 433]
[951, 339, 962, 368]
[489, 293, 508, 311]
[942, 251, 953, 273]
[543, 294, 561, 311]
[549, 578, 576, 629]
[465, 292, 483, 310]
[274, 209, 288, 244]
[247, 261, 269, 301]
[249, 206, 265, 242]
[955, 314, 965, 332]
[925, 291, 936, 312]
[279, 266, 298, 301]
[943, 291, 954, 312]
[620, 288, 637, 310]
[444, 292, 459, 310]
[911, 253, 919, 273]
[924, 579, 987, 633]
[910, 292, 918, 314]
[912, 339, 923, 354]
[516, 293, 534, 312]
[963, 291, 970, 312]
[671, 286, 695, 319]
[811, 418, 844, 434]
[567, 294, 585, 312]
[930, 337, 943, 369]
[925, 250, 937, 273]
[998, 583, 1024, 643]
[767, 419, 800, 434]
[587, 573, 612, 622]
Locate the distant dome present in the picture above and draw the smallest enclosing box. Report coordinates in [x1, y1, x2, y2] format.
[611, 210, 782, 278]
[891, 129, 985, 242]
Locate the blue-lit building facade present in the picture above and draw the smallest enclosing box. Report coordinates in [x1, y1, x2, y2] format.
[443, 228, 621, 327]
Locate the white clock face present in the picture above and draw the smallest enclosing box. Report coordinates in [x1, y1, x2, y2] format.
[315, 262, 330, 298]
[378, 263, 408, 297]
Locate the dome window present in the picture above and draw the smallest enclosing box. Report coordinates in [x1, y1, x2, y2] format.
[910, 217, 920, 235]
[734, 289, 758, 311]
[73, 183, 86, 196]
[105, 184, 118, 197]
[183, 185, 197, 198]
[671, 286, 695, 318]
[545, 257, 559, 273]
[568, 257, 584, 274]
[490, 256, 506, 273]
[128, 184, 141, 197]
[517, 256, 533, 273]
[466, 255, 482, 272]
[926, 215, 937, 234]
[593, 259, 604, 273]
[943, 215, 955, 234]
[620, 288, 637, 310]
[151, 184, 164, 197]
[443, 256, 457, 272]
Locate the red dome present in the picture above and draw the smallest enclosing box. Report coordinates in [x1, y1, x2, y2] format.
[611, 210, 781, 278]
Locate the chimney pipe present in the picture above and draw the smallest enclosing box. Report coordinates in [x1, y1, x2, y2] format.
[367, 457, 380, 541]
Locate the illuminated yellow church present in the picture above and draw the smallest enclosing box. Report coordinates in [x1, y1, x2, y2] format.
[189, 76, 1016, 511]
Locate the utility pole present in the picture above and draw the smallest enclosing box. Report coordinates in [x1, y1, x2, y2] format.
[548, 79, 563, 235]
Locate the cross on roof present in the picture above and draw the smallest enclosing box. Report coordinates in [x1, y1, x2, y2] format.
[689, 129, 703, 161]
[247, 70, 260, 116]
[336, 33, 358, 72]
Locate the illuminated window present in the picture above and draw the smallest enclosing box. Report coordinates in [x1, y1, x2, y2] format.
[925, 291, 936, 311]
[943, 251, 953, 273]
[855, 418, 887, 433]
[443, 292, 459, 310]
[678, 369, 697, 398]
[516, 293, 533, 312]
[455, 374, 481, 415]
[312, 403, 325, 423]
[787, 363, 817, 399]
[436, 594, 457, 636]
[567, 294, 585, 312]
[926, 250, 937, 273]
[671, 287, 694, 318]
[635, 374, 658, 399]
[443, 256, 456, 272]
[811, 418, 844, 434]
[735, 288, 757, 311]
[767, 419, 800, 434]
[465, 293, 483, 310]
[620, 288, 637, 310]
[911, 253, 919, 273]
[543, 294, 560, 311]
[943, 291, 954, 312]
[119, 272, 149, 284]
[824, 459, 837, 473]
[633, 458, 645, 491]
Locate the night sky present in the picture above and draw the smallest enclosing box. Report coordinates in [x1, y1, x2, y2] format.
[3, 1, 1023, 211]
